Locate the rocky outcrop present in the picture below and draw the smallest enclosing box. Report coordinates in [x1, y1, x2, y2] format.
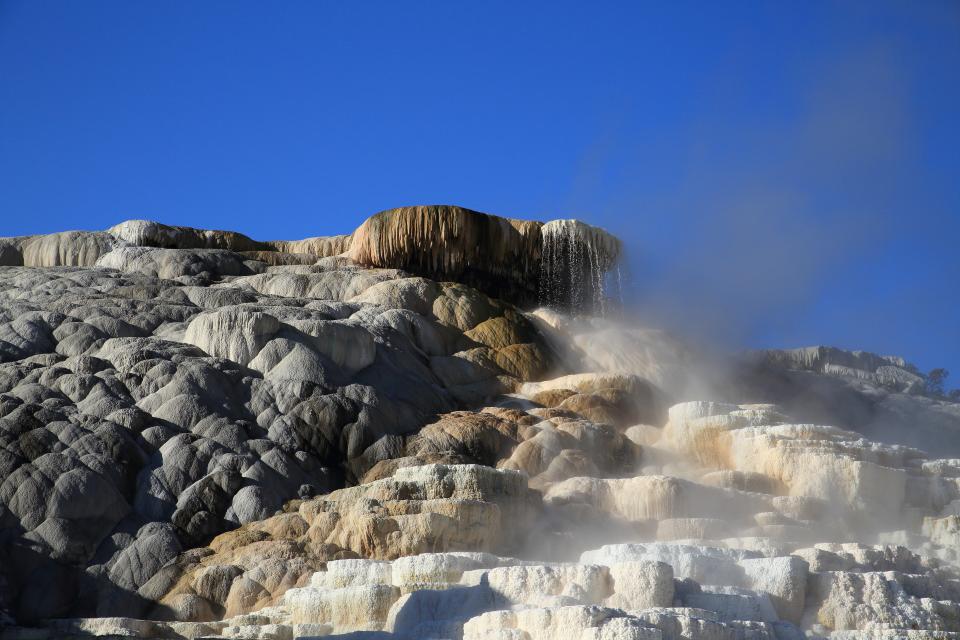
[0, 231, 122, 267]
[107, 220, 268, 253]
[9, 386, 953, 635]
[349, 206, 623, 311]
[0, 255, 557, 622]
[130, 464, 534, 624]
[348, 205, 546, 306]
[750, 346, 926, 394]
[732, 347, 960, 456]
[266, 234, 352, 259]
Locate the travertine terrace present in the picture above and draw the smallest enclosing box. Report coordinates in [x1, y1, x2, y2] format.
[0, 205, 958, 639]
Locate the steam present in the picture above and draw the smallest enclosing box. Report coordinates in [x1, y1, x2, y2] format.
[530, 41, 960, 455]
[562, 43, 922, 355]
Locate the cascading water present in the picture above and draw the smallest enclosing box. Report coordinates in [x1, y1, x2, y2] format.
[538, 219, 623, 315]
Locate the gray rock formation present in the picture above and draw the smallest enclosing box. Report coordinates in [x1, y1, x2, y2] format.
[734, 346, 960, 456]
[0, 209, 568, 622]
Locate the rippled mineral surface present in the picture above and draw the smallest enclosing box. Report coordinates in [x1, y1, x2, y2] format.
[1, 205, 959, 639]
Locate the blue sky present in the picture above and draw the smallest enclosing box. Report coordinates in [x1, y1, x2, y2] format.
[1, 1, 958, 379]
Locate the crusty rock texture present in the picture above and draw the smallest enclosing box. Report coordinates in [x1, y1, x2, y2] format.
[349, 205, 545, 306]
[1, 207, 959, 640]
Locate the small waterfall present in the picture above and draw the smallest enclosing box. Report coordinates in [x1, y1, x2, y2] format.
[538, 219, 622, 315]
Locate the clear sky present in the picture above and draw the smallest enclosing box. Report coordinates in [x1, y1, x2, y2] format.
[1, 1, 958, 379]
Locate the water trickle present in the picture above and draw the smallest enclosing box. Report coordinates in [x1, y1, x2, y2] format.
[538, 219, 622, 315]
[615, 264, 624, 309]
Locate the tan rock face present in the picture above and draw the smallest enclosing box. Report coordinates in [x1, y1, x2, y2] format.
[521, 372, 667, 426]
[22, 231, 122, 267]
[658, 401, 924, 534]
[348, 276, 441, 316]
[531, 387, 577, 407]
[267, 234, 352, 259]
[558, 390, 636, 428]
[1, 231, 123, 267]
[137, 464, 534, 622]
[349, 205, 545, 306]
[406, 411, 520, 467]
[133, 389, 952, 637]
[466, 314, 538, 350]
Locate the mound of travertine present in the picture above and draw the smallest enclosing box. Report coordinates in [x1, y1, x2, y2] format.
[114, 398, 959, 637]
[6, 389, 959, 638]
[2, 209, 960, 639]
[8, 442, 959, 639]
[0, 207, 626, 626]
[0, 264, 561, 621]
[0, 205, 621, 310]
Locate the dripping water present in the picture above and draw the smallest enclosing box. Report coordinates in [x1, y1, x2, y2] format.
[538, 219, 622, 316]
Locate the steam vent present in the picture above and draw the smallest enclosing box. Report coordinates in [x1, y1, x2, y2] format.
[0, 204, 959, 639]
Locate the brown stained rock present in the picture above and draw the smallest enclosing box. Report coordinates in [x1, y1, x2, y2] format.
[530, 388, 577, 408]
[429, 347, 506, 387]
[491, 342, 551, 382]
[150, 535, 334, 622]
[529, 449, 602, 491]
[500, 429, 579, 477]
[252, 512, 309, 540]
[140, 464, 536, 621]
[208, 529, 271, 554]
[521, 374, 666, 423]
[480, 406, 542, 427]
[406, 411, 520, 466]
[527, 407, 581, 422]
[431, 282, 504, 332]
[350, 205, 544, 307]
[267, 234, 352, 258]
[466, 315, 536, 350]
[556, 393, 624, 428]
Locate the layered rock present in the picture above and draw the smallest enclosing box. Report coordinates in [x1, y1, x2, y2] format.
[15, 534, 957, 638]
[734, 346, 960, 456]
[750, 346, 923, 392]
[348, 205, 544, 305]
[132, 464, 534, 624]
[2, 210, 960, 640]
